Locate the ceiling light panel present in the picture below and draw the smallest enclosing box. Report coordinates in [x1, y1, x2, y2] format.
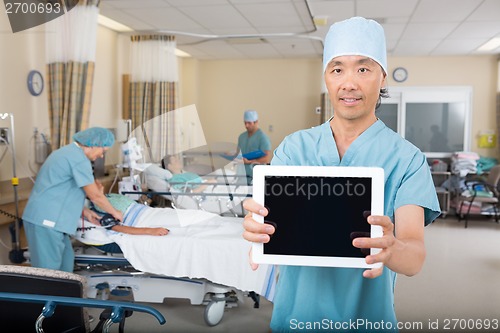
[476, 36, 500, 52]
[99, 9, 156, 30]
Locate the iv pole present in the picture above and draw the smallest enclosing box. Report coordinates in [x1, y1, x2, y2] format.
[0, 113, 24, 263]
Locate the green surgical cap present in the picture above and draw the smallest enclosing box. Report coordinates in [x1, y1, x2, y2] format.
[73, 127, 115, 147]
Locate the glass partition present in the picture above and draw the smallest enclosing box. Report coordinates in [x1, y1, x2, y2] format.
[378, 86, 472, 158]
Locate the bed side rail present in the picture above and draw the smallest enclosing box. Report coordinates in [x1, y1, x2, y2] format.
[122, 190, 251, 198]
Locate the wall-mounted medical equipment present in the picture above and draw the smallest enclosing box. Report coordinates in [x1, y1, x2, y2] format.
[34, 128, 51, 164]
[118, 137, 144, 200]
[120, 137, 142, 170]
[116, 119, 131, 143]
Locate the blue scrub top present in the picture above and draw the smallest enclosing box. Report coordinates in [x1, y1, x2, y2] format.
[238, 128, 272, 178]
[269, 119, 441, 332]
[22, 143, 95, 235]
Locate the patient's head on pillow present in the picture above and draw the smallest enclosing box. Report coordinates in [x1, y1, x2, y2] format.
[162, 155, 183, 174]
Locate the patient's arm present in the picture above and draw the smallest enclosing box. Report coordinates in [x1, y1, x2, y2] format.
[111, 225, 169, 236]
[84, 181, 123, 221]
[191, 178, 217, 193]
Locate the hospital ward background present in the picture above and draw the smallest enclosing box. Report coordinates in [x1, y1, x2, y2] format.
[0, 0, 500, 332]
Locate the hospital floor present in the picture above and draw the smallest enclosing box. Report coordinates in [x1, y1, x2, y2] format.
[88, 215, 500, 333]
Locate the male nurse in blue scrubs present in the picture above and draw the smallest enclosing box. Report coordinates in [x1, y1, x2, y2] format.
[237, 109, 272, 183]
[23, 127, 124, 272]
[242, 17, 441, 332]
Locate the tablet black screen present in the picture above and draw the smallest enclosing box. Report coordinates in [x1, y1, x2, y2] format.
[263, 175, 372, 258]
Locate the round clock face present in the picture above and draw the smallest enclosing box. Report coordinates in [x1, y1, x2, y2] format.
[27, 70, 44, 96]
[392, 67, 408, 83]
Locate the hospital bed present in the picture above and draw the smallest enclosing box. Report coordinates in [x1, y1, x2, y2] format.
[140, 163, 252, 216]
[72, 207, 276, 327]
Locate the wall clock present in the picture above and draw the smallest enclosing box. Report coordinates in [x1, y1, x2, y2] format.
[392, 67, 408, 83]
[27, 70, 44, 96]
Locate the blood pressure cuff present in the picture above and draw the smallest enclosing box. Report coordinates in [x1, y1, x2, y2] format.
[99, 213, 121, 229]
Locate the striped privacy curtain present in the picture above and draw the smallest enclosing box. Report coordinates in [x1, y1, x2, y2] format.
[45, 0, 99, 149]
[124, 35, 180, 163]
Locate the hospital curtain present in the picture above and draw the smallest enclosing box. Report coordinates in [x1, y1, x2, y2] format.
[45, 0, 99, 150]
[125, 35, 180, 163]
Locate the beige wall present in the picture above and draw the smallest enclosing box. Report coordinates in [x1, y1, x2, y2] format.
[193, 58, 322, 153]
[387, 56, 499, 158]
[0, 14, 47, 182]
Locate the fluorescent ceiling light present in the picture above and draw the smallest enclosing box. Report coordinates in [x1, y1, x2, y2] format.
[98, 14, 133, 32]
[99, 15, 190, 57]
[477, 36, 500, 52]
[175, 48, 191, 57]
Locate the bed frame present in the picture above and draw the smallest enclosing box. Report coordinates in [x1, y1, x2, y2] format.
[73, 247, 259, 327]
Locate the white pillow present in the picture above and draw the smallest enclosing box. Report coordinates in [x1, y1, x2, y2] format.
[143, 164, 173, 180]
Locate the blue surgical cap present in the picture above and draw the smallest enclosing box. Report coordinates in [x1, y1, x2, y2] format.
[244, 109, 258, 122]
[323, 17, 387, 75]
[73, 127, 115, 147]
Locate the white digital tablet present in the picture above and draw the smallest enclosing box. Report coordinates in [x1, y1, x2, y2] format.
[251, 165, 384, 269]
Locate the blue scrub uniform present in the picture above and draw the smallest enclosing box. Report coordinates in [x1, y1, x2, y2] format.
[238, 128, 271, 180]
[23, 143, 95, 272]
[269, 120, 441, 333]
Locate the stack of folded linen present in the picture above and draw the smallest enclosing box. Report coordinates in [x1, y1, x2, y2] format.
[457, 201, 482, 215]
[451, 152, 480, 177]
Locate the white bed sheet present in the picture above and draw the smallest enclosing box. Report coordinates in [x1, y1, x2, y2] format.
[74, 207, 275, 300]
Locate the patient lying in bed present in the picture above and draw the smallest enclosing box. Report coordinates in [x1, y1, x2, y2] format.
[75, 194, 275, 297]
[142, 157, 250, 216]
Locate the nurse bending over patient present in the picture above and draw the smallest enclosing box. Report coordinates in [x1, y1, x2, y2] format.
[23, 127, 124, 272]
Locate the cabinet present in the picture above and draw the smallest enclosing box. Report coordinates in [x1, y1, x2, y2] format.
[431, 171, 451, 217]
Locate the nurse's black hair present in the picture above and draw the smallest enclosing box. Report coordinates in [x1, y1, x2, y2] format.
[376, 87, 390, 110]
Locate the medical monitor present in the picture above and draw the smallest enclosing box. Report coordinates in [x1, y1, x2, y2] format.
[252, 165, 384, 268]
